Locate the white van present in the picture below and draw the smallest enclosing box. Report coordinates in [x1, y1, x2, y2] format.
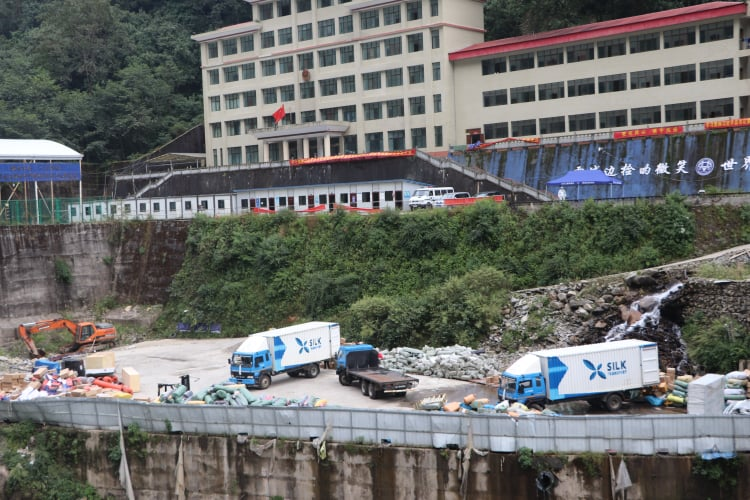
[408, 187, 454, 209]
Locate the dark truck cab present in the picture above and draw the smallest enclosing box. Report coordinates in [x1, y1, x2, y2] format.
[336, 344, 419, 399]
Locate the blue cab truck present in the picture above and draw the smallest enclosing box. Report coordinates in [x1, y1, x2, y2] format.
[499, 339, 660, 411]
[229, 321, 341, 389]
[336, 344, 419, 399]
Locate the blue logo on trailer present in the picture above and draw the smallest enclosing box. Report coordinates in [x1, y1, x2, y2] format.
[295, 337, 322, 354]
[583, 359, 607, 380]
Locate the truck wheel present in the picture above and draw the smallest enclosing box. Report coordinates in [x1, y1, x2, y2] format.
[307, 363, 320, 378]
[605, 393, 623, 411]
[368, 383, 380, 399]
[360, 381, 369, 396]
[287, 370, 300, 378]
[258, 374, 271, 390]
[339, 373, 352, 386]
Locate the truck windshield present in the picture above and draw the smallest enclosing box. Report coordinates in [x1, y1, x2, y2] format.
[501, 377, 516, 393]
[413, 189, 430, 197]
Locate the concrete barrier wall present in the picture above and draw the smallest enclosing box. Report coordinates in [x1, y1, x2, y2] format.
[3, 399, 749, 455]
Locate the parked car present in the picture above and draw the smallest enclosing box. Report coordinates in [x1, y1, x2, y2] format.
[435, 192, 471, 208]
[476, 191, 501, 198]
[408, 186, 454, 209]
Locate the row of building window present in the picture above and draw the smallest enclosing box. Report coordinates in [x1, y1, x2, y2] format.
[481, 59, 733, 106]
[483, 98, 734, 138]
[480, 21, 734, 75]
[253, 0, 438, 24]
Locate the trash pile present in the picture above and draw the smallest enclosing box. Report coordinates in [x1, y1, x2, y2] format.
[157, 382, 328, 407]
[380, 345, 501, 381]
[0, 366, 134, 401]
[414, 393, 559, 418]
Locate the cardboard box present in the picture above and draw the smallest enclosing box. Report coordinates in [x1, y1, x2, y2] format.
[84, 352, 116, 371]
[122, 367, 141, 393]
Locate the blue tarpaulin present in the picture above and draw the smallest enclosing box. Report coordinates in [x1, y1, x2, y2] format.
[0, 162, 81, 182]
[546, 169, 623, 186]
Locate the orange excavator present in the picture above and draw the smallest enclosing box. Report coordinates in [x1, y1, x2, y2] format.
[17, 318, 117, 358]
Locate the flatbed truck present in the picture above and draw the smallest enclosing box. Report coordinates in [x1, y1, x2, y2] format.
[336, 344, 418, 399]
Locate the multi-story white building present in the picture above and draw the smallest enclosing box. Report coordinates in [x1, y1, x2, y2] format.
[192, 0, 485, 166]
[193, 1, 750, 167]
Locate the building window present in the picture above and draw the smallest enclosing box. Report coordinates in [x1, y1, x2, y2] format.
[566, 42, 594, 63]
[301, 110, 316, 122]
[226, 120, 241, 136]
[344, 135, 357, 153]
[408, 65, 424, 84]
[298, 52, 314, 70]
[228, 147, 242, 165]
[664, 27, 695, 48]
[340, 45, 354, 63]
[700, 59, 733, 80]
[483, 89, 507, 107]
[539, 116, 565, 134]
[664, 64, 696, 85]
[342, 105, 356, 121]
[431, 29, 440, 49]
[139, 202, 147, 213]
[599, 109, 628, 128]
[701, 97, 733, 119]
[386, 99, 404, 118]
[512, 119, 537, 136]
[484, 122, 508, 139]
[319, 48, 337, 67]
[433, 94, 442, 113]
[385, 68, 403, 87]
[211, 123, 222, 138]
[298, 23, 313, 41]
[300, 81, 315, 99]
[168, 202, 176, 212]
[244, 117, 258, 132]
[430, 0, 439, 16]
[434, 125, 443, 147]
[406, 1, 422, 21]
[278, 27, 292, 45]
[510, 85, 535, 104]
[630, 69, 660, 89]
[568, 113, 595, 132]
[631, 106, 661, 125]
[278, 0, 291, 16]
[261, 60, 276, 77]
[242, 91, 256, 107]
[568, 77, 595, 97]
[223, 66, 239, 82]
[407, 33, 423, 52]
[280, 84, 295, 101]
[388, 130, 405, 150]
[318, 18, 335, 37]
[384, 5, 400, 25]
[241, 63, 256, 79]
[481, 57, 506, 75]
[224, 93, 239, 109]
[318, 0, 333, 7]
[384, 37, 402, 56]
[364, 102, 383, 120]
[409, 96, 425, 115]
[321, 107, 338, 120]
[207, 42, 218, 58]
[538, 82, 564, 101]
[700, 21, 733, 43]
[246, 145, 259, 163]
[208, 69, 219, 85]
[341, 75, 355, 93]
[365, 132, 384, 152]
[598, 73, 626, 93]
[665, 102, 696, 122]
[276, 57, 292, 75]
[509, 53, 534, 71]
[209, 96, 220, 111]
[339, 15, 353, 34]
[360, 10, 379, 29]
[361, 41, 380, 60]
[537, 48, 563, 67]
[411, 127, 426, 148]
[597, 38, 626, 58]
[259, 3, 273, 20]
[320, 78, 337, 96]
[262, 88, 277, 104]
[630, 33, 659, 54]
[297, 0, 311, 12]
[363, 71, 382, 90]
[261, 31, 275, 48]
[432, 62, 441, 81]
[222, 38, 237, 56]
[240, 35, 254, 53]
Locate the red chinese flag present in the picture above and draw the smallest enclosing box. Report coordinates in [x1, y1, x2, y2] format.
[273, 104, 286, 123]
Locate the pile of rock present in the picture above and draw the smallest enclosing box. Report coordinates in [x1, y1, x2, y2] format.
[380, 345, 502, 381]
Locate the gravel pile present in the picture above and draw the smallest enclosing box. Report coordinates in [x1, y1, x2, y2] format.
[380, 345, 503, 381]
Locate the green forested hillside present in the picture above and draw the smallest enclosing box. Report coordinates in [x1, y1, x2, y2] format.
[159, 197, 713, 347]
[0, 0, 713, 167]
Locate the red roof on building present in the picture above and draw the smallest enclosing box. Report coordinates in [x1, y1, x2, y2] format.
[449, 2, 747, 61]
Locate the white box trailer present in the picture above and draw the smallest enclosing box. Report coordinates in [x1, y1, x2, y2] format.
[500, 339, 659, 411]
[229, 321, 341, 389]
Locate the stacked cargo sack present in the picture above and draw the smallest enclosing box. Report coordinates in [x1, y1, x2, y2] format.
[667, 375, 692, 406]
[723, 370, 748, 403]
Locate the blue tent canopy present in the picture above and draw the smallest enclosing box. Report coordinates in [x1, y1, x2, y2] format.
[547, 169, 623, 186]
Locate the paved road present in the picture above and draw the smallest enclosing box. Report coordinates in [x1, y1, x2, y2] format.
[110, 338, 499, 409]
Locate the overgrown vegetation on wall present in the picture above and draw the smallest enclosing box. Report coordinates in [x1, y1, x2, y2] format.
[159, 195, 704, 347]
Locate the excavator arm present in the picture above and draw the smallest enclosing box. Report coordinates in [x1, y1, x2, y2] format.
[17, 318, 116, 358]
